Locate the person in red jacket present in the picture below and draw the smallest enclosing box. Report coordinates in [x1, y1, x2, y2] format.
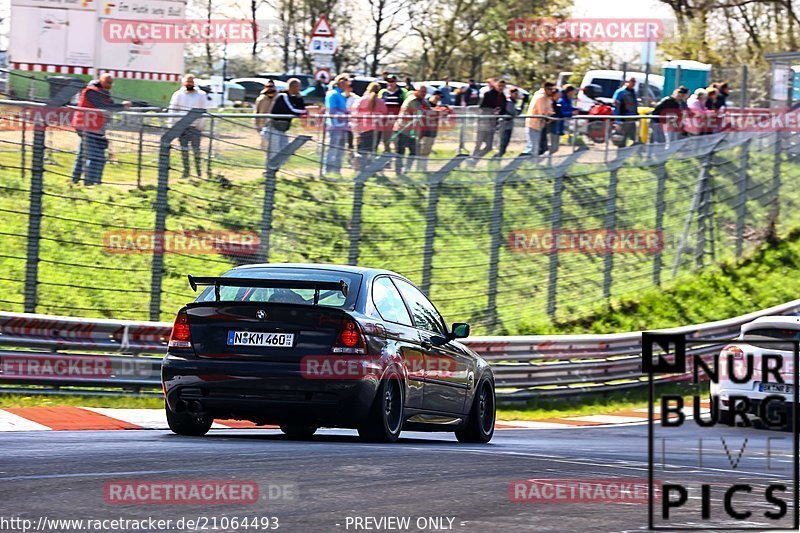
[71, 74, 131, 185]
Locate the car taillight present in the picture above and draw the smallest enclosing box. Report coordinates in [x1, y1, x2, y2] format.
[721, 345, 744, 360]
[168, 310, 192, 349]
[332, 320, 366, 354]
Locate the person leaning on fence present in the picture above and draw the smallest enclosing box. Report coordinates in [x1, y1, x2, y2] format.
[355, 82, 388, 167]
[612, 77, 639, 146]
[548, 84, 576, 154]
[268, 78, 307, 160]
[71, 74, 131, 186]
[323, 74, 350, 175]
[393, 85, 428, 176]
[685, 88, 712, 136]
[168, 74, 209, 179]
[650, 85, 688, 144]
[472, 78, 507, 159]
[379, 74, 407, 152]
[522, 81, 555, 156]
[495, 87, 521, 158]
[254, 81, 278, 151]
[417, 89, 449, 171]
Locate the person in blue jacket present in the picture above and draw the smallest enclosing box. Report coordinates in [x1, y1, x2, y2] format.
[548, 85, 575, 154]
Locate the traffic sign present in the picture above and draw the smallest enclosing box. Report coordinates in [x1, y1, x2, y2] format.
[309, 36, 337, 55]
[314, 68, 331, 84]
[311, 15, 334, 37]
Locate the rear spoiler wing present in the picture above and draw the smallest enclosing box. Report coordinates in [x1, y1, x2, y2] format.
[188, 275, 348, 303]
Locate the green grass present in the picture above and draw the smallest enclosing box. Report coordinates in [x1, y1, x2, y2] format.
[0, 393, 163, 409]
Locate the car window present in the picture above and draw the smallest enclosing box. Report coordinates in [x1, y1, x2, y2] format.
[392, 278, 445, 334]
[590, 78, 622, 99]
[742, 327, 800, 351]
[372, 277, 412, 326]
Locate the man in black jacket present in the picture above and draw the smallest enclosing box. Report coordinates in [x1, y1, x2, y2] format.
[267, 78, 307, 157]
[472, 79, 507, 159]
[650, 85, 688, 144]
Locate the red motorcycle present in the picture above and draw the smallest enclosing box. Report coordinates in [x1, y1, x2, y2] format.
[582, 84, 614, 143]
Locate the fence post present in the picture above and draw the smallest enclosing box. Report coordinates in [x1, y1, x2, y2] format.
[136, 117, 145, 189]
[319, 119, 327, 179]
[734, 139, 750, 258]
[420, 155, 467, 296]
[257, 135, 311, 263]
[652, 162, 667, 286]
[486, 155, 529, 333]
[545, 150, 584, 320]
[768, 130, 783, 237]
[23, 81, 83, 313]
[148, 108, 205, 322]
[20, 118, 27, 181]
[348, 154, 394, 265]
[206, 115, 215, 179]
[602, 152, 634, 299]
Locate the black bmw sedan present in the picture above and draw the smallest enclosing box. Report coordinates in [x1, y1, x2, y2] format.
[162, 263, 495, 443]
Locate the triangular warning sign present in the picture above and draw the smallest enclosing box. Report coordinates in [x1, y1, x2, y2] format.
[311, 15, 334, 37]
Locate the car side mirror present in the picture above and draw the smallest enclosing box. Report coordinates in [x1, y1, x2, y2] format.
[450, 323, 470, 339]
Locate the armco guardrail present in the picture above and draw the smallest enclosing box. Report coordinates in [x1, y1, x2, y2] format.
[1, 301, 800, 400]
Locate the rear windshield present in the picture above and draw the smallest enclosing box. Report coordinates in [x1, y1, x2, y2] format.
[196, 267, 362, 309]
[741, 327, 800, 352]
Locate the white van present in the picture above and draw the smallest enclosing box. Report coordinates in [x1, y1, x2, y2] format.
[576, 70, 664, 112]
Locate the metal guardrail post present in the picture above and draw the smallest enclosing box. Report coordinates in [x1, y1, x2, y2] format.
[23, 80, 83, 313]
[257, 135, 311, 263]
[420, 155, 467, 296]
[148, 108, 205, 322]
[653, 163, 667, 286]
[734, 139, 750, 258]
[486, 155, 529, 333]
[348, 154, 393, 266]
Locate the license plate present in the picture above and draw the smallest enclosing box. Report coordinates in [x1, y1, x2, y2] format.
[227, 331, 294, 347]
[759, 382, 794, 394]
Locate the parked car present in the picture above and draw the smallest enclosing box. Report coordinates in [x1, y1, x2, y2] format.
[193, 78, 245, 108]
[711, 316, 798, 429]
[349, 76, 387, 97]
[230, 77, 288, 104]
[258, 72, 315, 91]
[162, 263, 496, 443]
[575, 70, 664, 113]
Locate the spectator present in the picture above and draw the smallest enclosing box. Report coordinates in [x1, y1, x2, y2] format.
[168, 74, 209, 179]
[379, 74, 408, 152]
[393, 85, 428, 175]
[405, 77, 415, 91]
[268, 77, 307, 158]
[439, 77, 453, 106]
[496, 87, 521, 157]
[612, 77, 639, 146]
[716, 82, 730, 110]
[418, 89, 449, 171]
[323, 74, 350, 175]
[344, 78, 360, 167]
[523, 81, 555, 156]
[466, 79, 481, 106]
[472, 78, 507, 159]
[650, 85, 688, 143]
[705, 87, 719, 110]
[355, 82, 388, 166]
[71, 74, 131, 185]
[550, 84, 575, 154]
[255, 80, 278, 151]
[685, 88, 711, 136]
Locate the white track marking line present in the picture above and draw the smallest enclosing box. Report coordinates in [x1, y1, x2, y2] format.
[83, 408, 228, 429]
[0, 410, 50, 431]
[565, 415, 651, 424]
[496, 421, 574, 429]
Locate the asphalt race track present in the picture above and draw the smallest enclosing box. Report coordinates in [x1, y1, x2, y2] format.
[1, 421, 796, 532]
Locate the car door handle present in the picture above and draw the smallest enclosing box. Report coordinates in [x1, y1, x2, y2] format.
[421, 340, 432, 349]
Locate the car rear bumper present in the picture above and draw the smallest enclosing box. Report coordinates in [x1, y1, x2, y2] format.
[162, 354, 380, 427]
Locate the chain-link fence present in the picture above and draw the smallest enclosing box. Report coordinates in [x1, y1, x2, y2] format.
[1, 80, 800, 334]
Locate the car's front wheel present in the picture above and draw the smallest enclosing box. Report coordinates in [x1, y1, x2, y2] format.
[358, 370, 404, 443]
[166, 403, 213, 436]
[456, 377, 495, 443]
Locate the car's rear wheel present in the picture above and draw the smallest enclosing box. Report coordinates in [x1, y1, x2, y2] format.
[166, 403, 213, 436]
[456, 378, 495, 444]
[358, 370, 404, 443]
[280, 424, 317, 439]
